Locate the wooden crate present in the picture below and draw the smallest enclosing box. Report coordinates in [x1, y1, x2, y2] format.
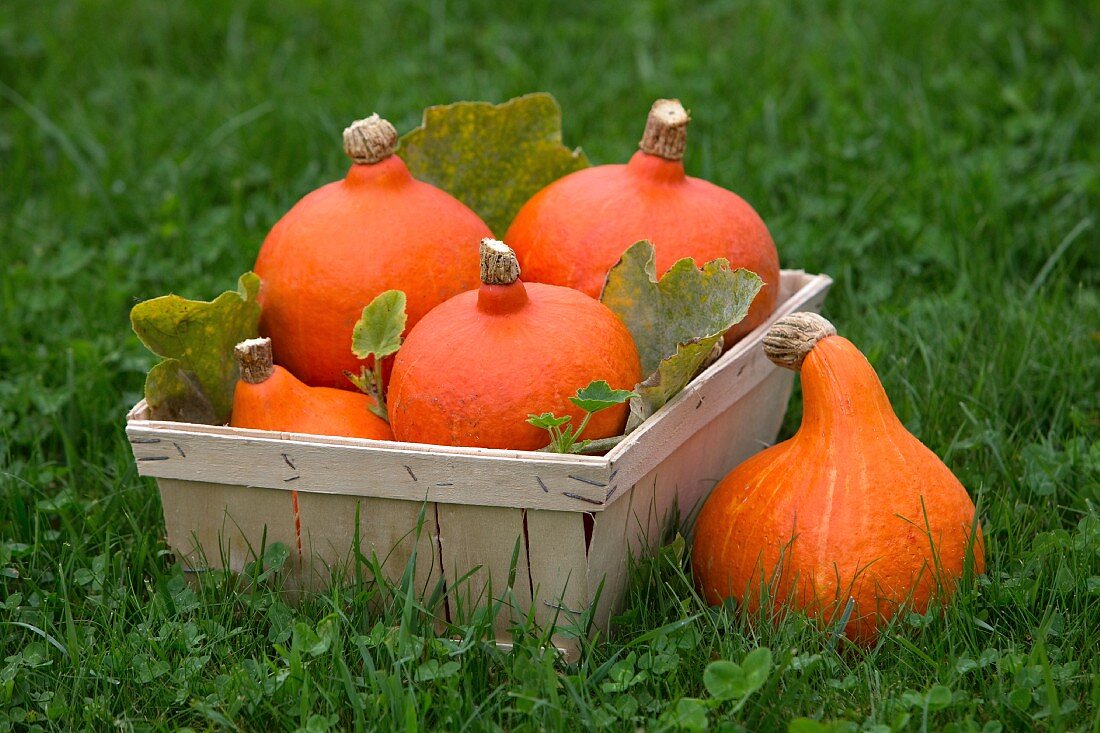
[126, 270, 831, 656]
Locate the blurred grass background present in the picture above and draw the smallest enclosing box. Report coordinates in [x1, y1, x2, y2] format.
[1, 1, 1098, 730]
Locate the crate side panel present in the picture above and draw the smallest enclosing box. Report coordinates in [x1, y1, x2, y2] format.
[295, 493, 444, 601]
[622, 369, 795, 558]
[436, 504, 532, 635]
[158, 479, 299, 577]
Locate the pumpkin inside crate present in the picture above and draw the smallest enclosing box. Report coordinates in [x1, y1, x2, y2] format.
[127, 270, 831, 657]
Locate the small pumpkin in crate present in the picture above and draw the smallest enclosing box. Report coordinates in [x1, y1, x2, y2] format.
[254, 114, 493, 389]
[692, 313, 984, 644]
[505, 99, 779, 344]
[388, 239, 643, 450]
[230, 337, 392, 441]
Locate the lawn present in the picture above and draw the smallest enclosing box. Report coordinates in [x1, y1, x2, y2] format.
[2, 0, 1098, 730]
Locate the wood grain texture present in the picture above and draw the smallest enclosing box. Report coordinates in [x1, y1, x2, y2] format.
[295, 493, 444, 599]
[128, 427, 613, 511]
[584, 490, 638, 633]
[158, 479, 299, 578]
[436, 503, 532, 636]
[525, 510, 590, 651]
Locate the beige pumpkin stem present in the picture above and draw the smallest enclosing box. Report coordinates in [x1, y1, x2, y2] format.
[763, 313, 837, 371]
[343, 114, 398, 165]
[235, 337, 275, 384]
[639, 99, 690, 161]
[479, 238, 521, 285]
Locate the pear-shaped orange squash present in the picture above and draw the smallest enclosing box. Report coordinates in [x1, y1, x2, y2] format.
[230, 337, 392, 440]
[388, 239, 643, 450]
[254, 115, 493, 389]
[505, 99, 779, 344]
[692, 313, 984, 644]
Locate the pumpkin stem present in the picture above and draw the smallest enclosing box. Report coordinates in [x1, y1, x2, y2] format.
[639, 99, 690, 161]
[235, 337, 275, 384]
[343, 114, 398, 165]
[480, 238, 521, 285]
[763, 313, 837, 371]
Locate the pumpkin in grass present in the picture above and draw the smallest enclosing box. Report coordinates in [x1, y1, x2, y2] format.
[388, 239, 642, 450]
[692, 313, 984, 644]
[254, 114, 492, 389]
[505, 99, 779, 344]
[230, 337, 392, 441]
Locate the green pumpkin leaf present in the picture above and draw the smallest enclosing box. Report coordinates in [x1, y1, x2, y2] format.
[131, 272, 262, 424]
[351, 290, 407, 360]
[570, 380, 637, 413]
[398, 92, 589, 235]
[600, 240, 763, 375]
[527, 412, 573, 430]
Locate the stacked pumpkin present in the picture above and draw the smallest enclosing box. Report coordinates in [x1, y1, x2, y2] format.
[243, 100, 778, 447]
[231, 99, 981, 645]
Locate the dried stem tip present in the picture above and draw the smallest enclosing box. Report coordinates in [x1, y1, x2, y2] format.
[235, 337, 275, 384]
[343, 114, 398, 164]
[479, 239, 521, 285]
[763, 313, 837, 371]
[639, 99, 690, 160]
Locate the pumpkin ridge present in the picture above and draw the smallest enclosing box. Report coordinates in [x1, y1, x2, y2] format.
[714, 447, 785, 558]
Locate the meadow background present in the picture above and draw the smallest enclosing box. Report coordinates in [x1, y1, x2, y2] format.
[1, 0, 1098, 730]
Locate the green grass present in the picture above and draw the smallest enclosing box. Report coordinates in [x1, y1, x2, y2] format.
[2, 0, 1098, 730]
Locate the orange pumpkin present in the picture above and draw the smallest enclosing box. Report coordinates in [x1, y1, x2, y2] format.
[388, 239, 643, 450]
[692, 313, 984, 644]
[254, 114, 492, 389]
[230, 337, 392, 440]
[505, 99, 779, 344]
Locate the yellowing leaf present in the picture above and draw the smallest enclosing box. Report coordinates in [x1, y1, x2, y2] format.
[600, 241, 763, 375]
[131, 272, 262, 423]
[601, 241, 763, 432]
[626, 336, 721, 432]
[398, 93, 589, 235]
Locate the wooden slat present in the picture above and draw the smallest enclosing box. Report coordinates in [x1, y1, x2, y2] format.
[525, 510, 589, 650]
[128, 404, 597, 466]
[295, 493, 444, 601]
[127, 427, 613, 511]
[436, 504, 532, 637]
[158, 479, 299, 579]
[584, 489, 637, 634]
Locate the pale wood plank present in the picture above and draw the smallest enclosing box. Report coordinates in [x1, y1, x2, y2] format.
[620, 368, 795, 558]
[295, 493, 444, 603]
[158, 479, 299, 580]
[435, 504, 532, 637]
[127, 428, 613, 511]
[524, 510, 589, 650]
[584, 489, 637, 635]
